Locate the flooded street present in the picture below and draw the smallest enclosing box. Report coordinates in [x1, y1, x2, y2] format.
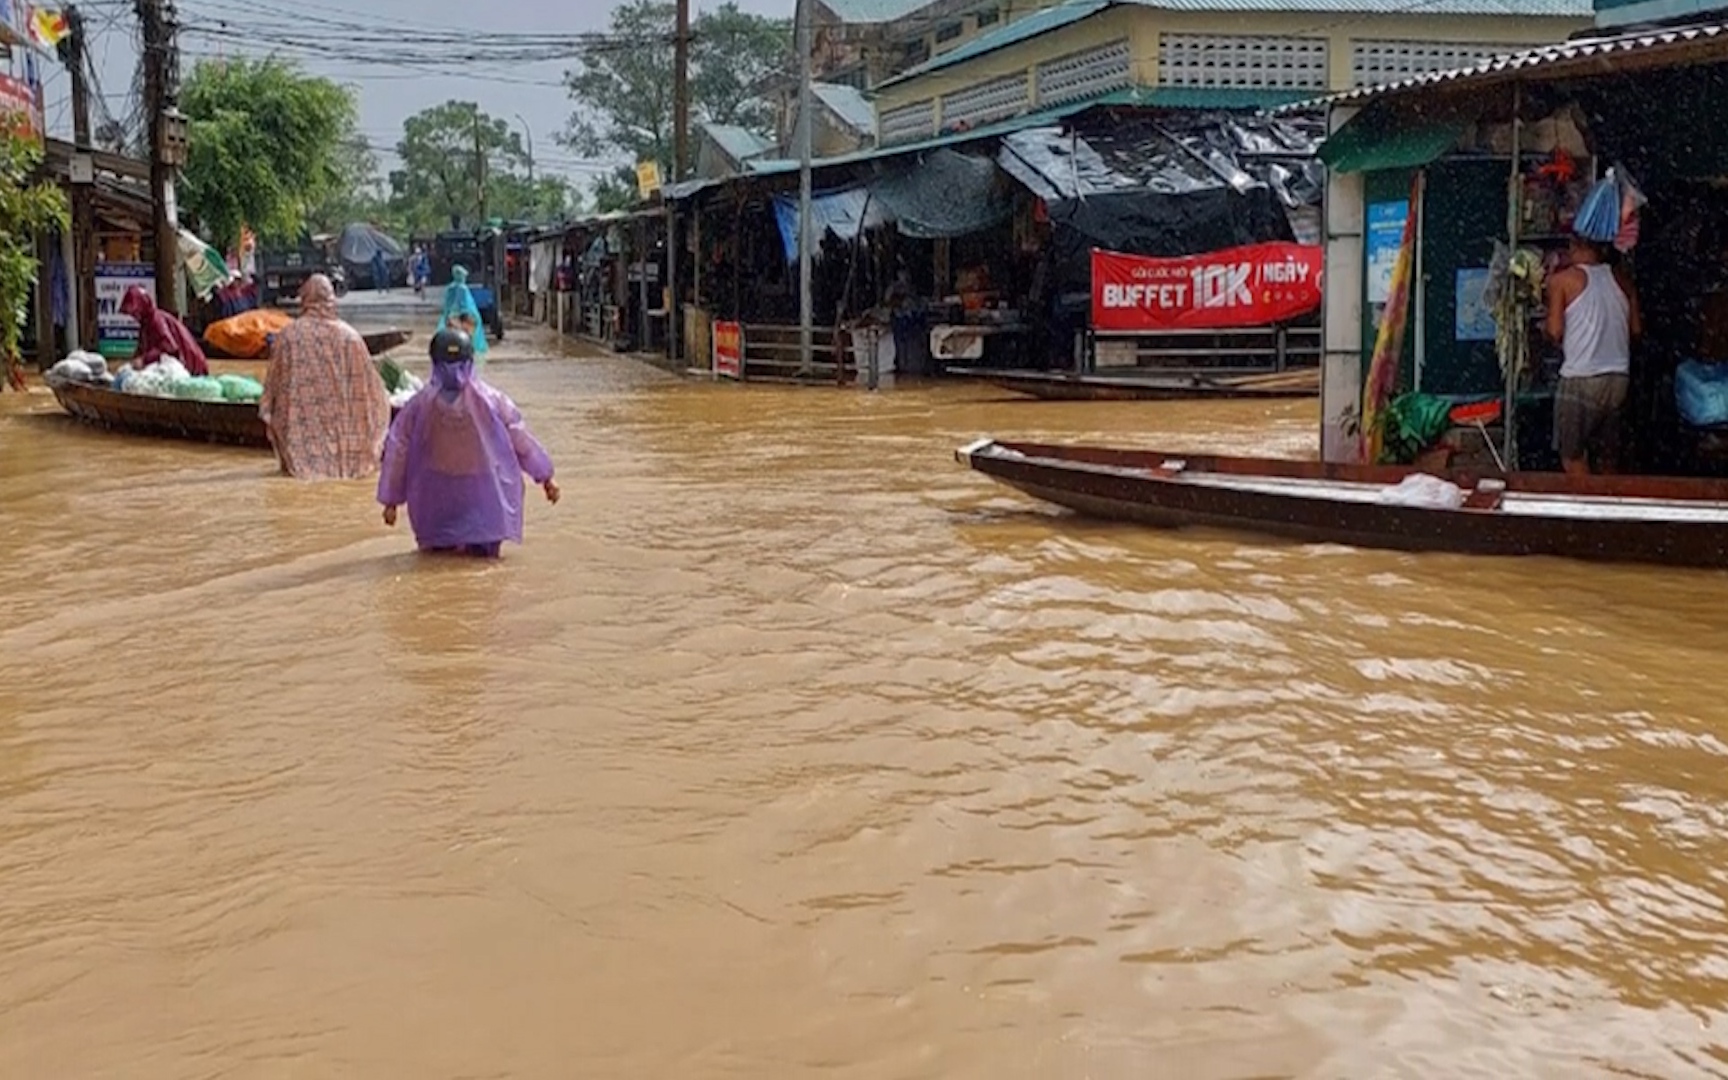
[3, 329, 1728, 1078]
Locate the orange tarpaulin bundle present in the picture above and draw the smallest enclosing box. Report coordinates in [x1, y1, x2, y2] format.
[203, 309, 293, 359]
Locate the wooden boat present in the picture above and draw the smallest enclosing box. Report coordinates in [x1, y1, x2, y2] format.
[47, 377, 271, 447]
[956, 438, 1728, 568]
[948, 366, 1319, 402]
[361, 328, 411, 356]
[46, 377, 405, 450]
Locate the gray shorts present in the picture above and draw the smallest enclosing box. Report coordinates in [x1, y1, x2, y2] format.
[1553, 373, 1628, 464]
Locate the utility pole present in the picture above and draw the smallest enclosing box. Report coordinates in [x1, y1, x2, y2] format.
[473, 109, 487, 226]
[795, 0, 814, 372]
[137, 0, 181, 315]
[64, 5, 98, 350]
[673, 0, 690, 182]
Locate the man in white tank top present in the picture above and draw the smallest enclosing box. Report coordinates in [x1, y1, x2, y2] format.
[1544, 236, 1641, 475]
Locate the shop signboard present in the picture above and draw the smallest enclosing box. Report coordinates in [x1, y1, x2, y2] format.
[0, 72, 41, 144]
[636, 160, 662, 200]
[1365, 201, 1409, 306]
[1090, 243, 1323, 333]
[95, 263, 154, 359]
[713, 320, 742, 379]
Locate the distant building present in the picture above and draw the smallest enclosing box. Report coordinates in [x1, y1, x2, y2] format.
[772, 81, 880, 157]
[695, 122, 776, 180]
[811, 0, 1052, 89]
[869, 0, 1593, 145]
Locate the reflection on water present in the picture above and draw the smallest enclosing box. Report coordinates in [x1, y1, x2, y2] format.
[2, 342, 1727, 1078]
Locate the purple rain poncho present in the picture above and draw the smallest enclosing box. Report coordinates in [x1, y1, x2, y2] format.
[377, 358, 554, 551]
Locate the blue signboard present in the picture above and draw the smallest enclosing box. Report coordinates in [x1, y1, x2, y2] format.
[1366, 200, 1409, 306]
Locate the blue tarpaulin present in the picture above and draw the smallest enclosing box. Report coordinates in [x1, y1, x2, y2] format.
[771, 188, 888, 262]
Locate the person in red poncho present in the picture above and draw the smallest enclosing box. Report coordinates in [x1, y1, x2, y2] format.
[119, 285, 209, 376]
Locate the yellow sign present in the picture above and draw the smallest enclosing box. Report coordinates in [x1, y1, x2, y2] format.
[635, 160, 662, 200]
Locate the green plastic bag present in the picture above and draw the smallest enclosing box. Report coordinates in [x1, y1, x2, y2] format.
[1375, 392, 1454, 465]
[217, 373, 264, 403]
[168, 376, 227, 403]
[375, 356, 407, 393]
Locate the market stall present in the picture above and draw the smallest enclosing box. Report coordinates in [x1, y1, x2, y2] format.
[1319, 21, 1728, 477]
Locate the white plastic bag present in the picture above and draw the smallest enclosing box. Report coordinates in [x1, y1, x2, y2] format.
[1376, 473, 1466, 509]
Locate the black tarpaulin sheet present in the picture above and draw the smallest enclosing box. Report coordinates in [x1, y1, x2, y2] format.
[868, 148, 1012, 239]
[997, 112, 1321, 295]
[337, 222, 407, 265]
[1044, 186, 1294, 296]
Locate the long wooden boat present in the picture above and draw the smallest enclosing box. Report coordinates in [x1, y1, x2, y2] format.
[48, 378, 271, 447]
[361, 328, 412, 356]
[46, 378, 405, 450]
[956, 438, 1728, 568]
[948, 366, 1319, 402]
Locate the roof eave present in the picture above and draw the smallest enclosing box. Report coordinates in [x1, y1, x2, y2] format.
[1302, 20, 1728, 114]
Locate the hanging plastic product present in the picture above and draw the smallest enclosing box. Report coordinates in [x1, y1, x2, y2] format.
[1614, 165, 1647, 253]
[1573, 172, 1623, 243]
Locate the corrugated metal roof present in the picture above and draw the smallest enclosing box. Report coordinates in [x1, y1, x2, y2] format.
[700, 122, 776, 164]
[883, 0, 1589, 85]
[668, 84, 1297, 201]
[812, 82, 878, 134]
[1315, 19, 1728, 108]
[665, 91, 1136, 202]
[816, 0, 938, 24]
[1133, 0, 1588, 13]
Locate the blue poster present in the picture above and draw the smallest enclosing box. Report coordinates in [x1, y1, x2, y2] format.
[1455, 268, 1495, 342]
[1366, 200, 1409, 306]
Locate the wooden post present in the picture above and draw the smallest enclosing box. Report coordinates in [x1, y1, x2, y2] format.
[66, 5, 98, 351]
[667, 205, 678, 364]
[139, 0, 181, 314]
[33, 231, 55, 368]
[673, 0, 691, 181]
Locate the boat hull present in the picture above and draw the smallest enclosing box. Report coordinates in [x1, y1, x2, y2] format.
[50, 379, 271, 448]
[48, 380, 404, 450]
[958, 439, 1728, 568]
[949, 367, 1319, 402]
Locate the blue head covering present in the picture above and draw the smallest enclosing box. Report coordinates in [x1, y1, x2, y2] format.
[436, 263, 489, 357]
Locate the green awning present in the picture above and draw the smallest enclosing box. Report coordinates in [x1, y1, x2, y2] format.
[1320, 106, 1468, 175]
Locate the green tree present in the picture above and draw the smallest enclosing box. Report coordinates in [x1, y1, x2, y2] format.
[388, 101, 525, 233]
[0, 134, 68, 390]
[488, 173, 581, 223]
[590, 166, 639, 214]
[562, 0, 789, 179]
[307, 135, 386, 236]
[691, 3, 788, 135]
[179, 58, 359, 249]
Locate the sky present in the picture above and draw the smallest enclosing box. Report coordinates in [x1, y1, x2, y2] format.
[41, 0, 788, 194]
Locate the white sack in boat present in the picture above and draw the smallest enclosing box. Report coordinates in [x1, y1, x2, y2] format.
[1376, 473, 1466, 510]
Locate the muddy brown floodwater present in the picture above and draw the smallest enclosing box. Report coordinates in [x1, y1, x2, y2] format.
[3, 328, 1728, 1078]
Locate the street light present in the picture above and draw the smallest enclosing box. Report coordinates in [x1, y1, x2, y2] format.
[513, 113, 535, 188]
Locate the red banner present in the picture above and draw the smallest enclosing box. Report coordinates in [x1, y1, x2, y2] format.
[713, 320, 742, 379]
[1091, 242, 1322, 332]
[0, 75, 40, 144]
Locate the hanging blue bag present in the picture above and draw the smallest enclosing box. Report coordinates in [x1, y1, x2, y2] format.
[1573, 175, 1622, 243]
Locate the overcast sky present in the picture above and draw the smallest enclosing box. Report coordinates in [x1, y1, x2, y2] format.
[44, 0, 788, 193]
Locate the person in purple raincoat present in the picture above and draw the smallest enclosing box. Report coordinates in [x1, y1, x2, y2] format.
[378, 328, 559, 558]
